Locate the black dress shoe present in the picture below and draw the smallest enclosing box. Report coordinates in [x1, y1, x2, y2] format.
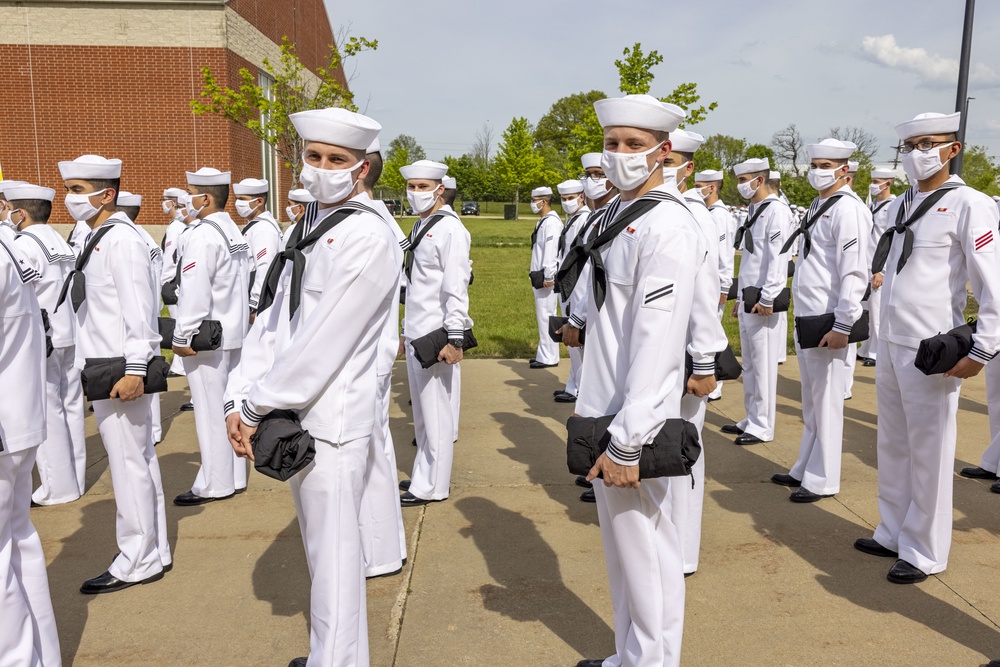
[959, 466, 999, 480]
[80, 569, 164, 595]
[575, 475, 593, 489]
[88, 404, 94, 412]
[854, 537, 898, 558]
[173, 490, 234, 506]
[553, 389, 563, 397]
[288, 658, 307, 667]
[863, 358, 876, 367]
[992, 480, 1000, 494]
[554, 391, 577, 403]
[400, 491, 441, 507]
[529, 360, 558, 369]
[234, 487, 247, 495]
[887, 559, 928, 584]
[985, 660, 1000, 667]
[30, 500, 42, 508]
[398, 479, 411, 492]
[720, 424, 744, 435]
[180, 402, 194, 411]
[576, 660, 607, 667]
[734, 433, 764, 445]
[580, 488, 596, 503]
[790, 487, 833, 503]
[770, 473, 801, 487]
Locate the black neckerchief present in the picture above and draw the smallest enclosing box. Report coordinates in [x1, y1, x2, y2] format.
[733, 201, 772, 254]
[871, 183, 964, 275]
[55, 222, 118, 312]
[781, 192, 847, 258]
[404, 212, 448, 280]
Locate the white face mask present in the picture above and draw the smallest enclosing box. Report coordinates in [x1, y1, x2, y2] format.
[662, 161, 689, 187]
[162, 200, 174, 215]
[299, 158, 364, 203]
[10, 209, 26, 231]
[530, 201, 543, 214]
[808, 167, 842, 192]
[286, 205, 298, 222]
[901, 146, 950, 183]
[187, 193, 208, 219]
[869, 183, 886, 196]
[406, 186, 441, 214]
[234, 198, 259, 219]
[64, 190, 107, 222]
[600, 142, 664, 191]
[736, 178, 760, 200]
[693, 185, 711, 201]
[562, 197, 581, 215]
[583, 177, 610, 200]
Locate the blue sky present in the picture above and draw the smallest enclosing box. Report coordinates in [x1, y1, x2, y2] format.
[325, 0, 1000, 166]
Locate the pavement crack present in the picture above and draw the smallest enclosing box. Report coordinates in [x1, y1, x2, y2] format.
[390, 505, 425, 666]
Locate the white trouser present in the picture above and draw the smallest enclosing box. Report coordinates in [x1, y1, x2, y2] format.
[981, 361, 1000, 474]
[776, 311, 787, 363]
[844, 344, 857, 399]
[291, 437, 369, 667]
[360, 373, 406, 577]
[670, 395, 707, 574]
[0, 447, 62, 667]
[93, 394, 171, 581]
[33, 345, 86, 505]
[406, 346, 456, 501]
[167, 304, 186, 376]
[183, 349, 247, 497]
[562, 299, 584, 396]
[872, 340, 960, 574]
[708, 305, 725, 400]
[533, 286, 560, 365]
[736, 309, 780, 441]
[151, 394, 162, 444]
[857, 289, 880, 360]
[451, 363, 461, 442]
[789, 342, 847, 495]
[593, 479, 685, 667]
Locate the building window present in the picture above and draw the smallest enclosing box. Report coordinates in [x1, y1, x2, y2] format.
[259, 71, 279, 214]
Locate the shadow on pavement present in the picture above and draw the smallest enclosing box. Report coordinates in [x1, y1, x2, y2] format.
[252, 518, 309, 619]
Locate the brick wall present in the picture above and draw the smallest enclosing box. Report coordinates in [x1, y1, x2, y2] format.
[227, 0, 336, 78]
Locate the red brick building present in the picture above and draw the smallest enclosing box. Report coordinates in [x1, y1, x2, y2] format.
[0, 0, 343, 223]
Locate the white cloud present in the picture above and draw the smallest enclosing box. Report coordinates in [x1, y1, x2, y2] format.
[861, 34, 1000, 87]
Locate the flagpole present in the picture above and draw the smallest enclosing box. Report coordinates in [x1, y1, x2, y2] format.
[952, 0, 976, 175]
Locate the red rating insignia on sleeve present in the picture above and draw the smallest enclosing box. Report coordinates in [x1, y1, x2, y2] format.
[256, 248, 267, 260]
[182, 261, 196, 273]
[975, 230, 993, 251]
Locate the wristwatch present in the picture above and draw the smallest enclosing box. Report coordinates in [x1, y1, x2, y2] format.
[448, 338, 465, 350]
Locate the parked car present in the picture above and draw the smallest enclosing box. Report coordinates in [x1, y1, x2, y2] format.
[461, 201, 480, 216]
[404, 205, 415, 216]
[384, 199, 402, 216]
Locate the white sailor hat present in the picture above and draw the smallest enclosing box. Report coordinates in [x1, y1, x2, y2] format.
[594, 94, 685, 132]
[233, 178, 269, 195]
[531, 186, 553, 198]
[400, 160, 448, 181]
[4, 184, 55, 202]
[163, 187, 187, 198]
[769, 170, 781, 180]
[58, 155, 122, 180]
[694, 169, 724, 182]
[670, 129, 704, 153]
[288, 188, 316, 203]
[290, 107, 381, 150]
[807, 138, 857, 160]
[556, 180, 584, 195]
[186, 168, 231, 186]
[581, 153, 602, 169]
[733, 158, 771, 176]
[442, 176, 457, 190]
[848, 161, 859, 173]
[117, 191, 142, 207]
[366, 137, 381, 154]
[895, 112, 961, 140]
[0, 180, 29, 195]
[871, 168, 898, 179]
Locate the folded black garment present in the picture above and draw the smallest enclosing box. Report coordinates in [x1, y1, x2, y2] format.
[40, 308, 51, 332]
[685, 345, 742, 382]
[46, 336, 53, 359]
[861, 283, 872, 303]
[528, 270, 546, 290]
[566, 414, 701, 480]
[742, 286, 791, 314]
[795, 311, 870, 349]
[161, 281, 179, 306]
[250, 410, 316, 481]
[81, 356, 169, 401]
[191, 320, 223, 352]
[410, 328, 479, 369]
[787, 259, 796, 278]
[158, 317, 175, 350]
[726, 282, 739, 301]
[547, 316, 586, 345]
[915, 319, 978, 376]
[399, 286, 406, 305]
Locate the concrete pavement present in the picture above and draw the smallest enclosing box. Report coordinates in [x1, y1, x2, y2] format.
[29, 357, 1000, 666]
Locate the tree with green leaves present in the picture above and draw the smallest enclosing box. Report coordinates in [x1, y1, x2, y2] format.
[191, 35, 377, 183]
[613, 43, 718, 127]
[960, 145, 1000, 197]
[380, 135, 427, 195]
[494, 117, 555, 217]
[534, 91, 607, 177]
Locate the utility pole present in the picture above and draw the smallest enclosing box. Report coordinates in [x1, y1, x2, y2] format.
[953, 0, 975, 175]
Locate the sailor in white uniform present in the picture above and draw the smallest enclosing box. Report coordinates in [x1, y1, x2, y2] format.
[225, 107, 400, 667]
[0, 233, 61, 666]
[283, 188, 316, 246]
[0, 181, 30, 242]
[771, 139, 869, 502]
[855, 112, 1000, 583]
[840, 160, 864, 399]
[529, 186, 562, 369]
[857, 168, 898, 365]
[441, 175, 464, 440]
[770, 170, 791, 365]
[173, 168, 250, 505]
[10, 184, 87, 506]
[661, 129, 728, 575]
[160, 187, 189, 376]
[57, 154, 171, 594]
[572, 94, 702, 667]
[722, 158, 794, 444]
[233, 178, 282, 319]
[399, 160, 473, 507]
[554, 178, 590, 402]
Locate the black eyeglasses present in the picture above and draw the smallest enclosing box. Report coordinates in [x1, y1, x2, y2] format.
[896, 140, 954, 154]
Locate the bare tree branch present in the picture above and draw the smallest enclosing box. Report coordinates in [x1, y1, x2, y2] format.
[472, 122, 495, 166]
[771, 123, 804, 177]
[830, 126, 880, 162]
